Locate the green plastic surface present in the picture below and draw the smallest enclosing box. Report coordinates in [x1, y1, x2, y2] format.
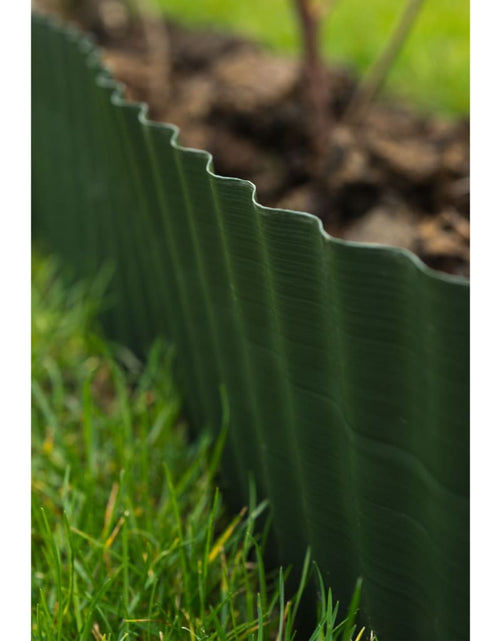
[32, 14, 469, 641]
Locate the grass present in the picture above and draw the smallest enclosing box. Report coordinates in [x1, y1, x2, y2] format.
[156, 0, 469, 115]
[31, 251, 374, 641]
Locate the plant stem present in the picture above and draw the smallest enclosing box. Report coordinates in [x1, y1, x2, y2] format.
[344, 0, 426, 124]
[294, 0, 331, 160]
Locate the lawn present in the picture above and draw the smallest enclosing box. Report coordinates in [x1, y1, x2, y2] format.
[158, 0, 469, 115]
[31, 252, 370, 640]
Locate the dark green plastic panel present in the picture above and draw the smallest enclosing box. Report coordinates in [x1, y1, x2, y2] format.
[32, 14, 469, 641]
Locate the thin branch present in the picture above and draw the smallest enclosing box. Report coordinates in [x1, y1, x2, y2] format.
[344, 0, 426, 124]
[294, 0, 332, 160]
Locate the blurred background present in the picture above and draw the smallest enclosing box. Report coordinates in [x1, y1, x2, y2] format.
[161, 0, 469, 115]
[36, 0, 469, 114]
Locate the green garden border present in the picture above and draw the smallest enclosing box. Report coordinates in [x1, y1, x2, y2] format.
[32, 13, 469, 641]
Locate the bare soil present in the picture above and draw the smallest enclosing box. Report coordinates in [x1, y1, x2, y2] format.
[35, 3, 470, 277]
